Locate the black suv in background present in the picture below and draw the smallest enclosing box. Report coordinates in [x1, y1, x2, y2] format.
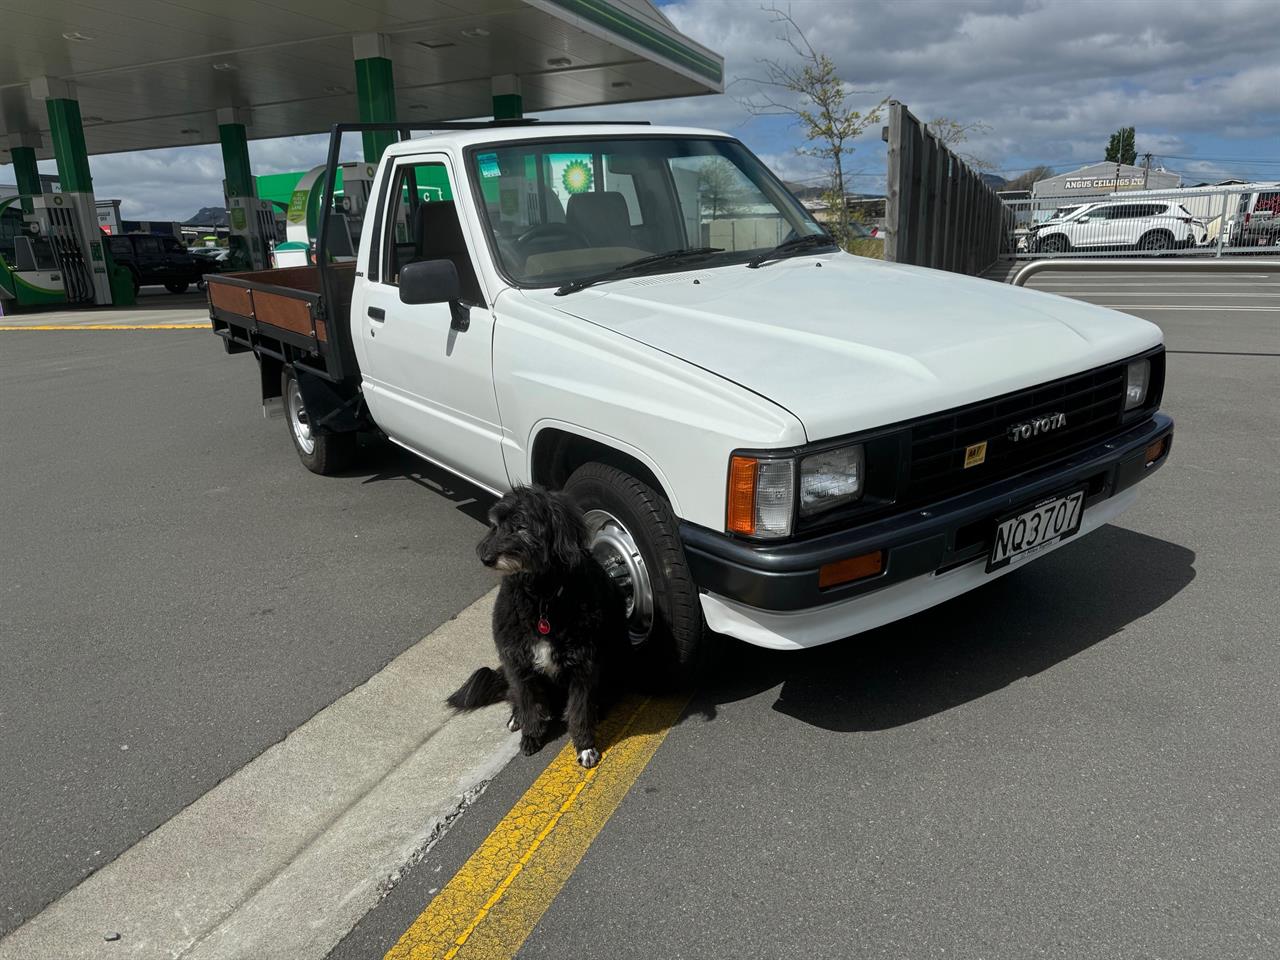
[106, 235, 207, 294]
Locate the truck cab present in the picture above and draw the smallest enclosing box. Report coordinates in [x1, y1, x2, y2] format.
[207, 122, 1173, 670]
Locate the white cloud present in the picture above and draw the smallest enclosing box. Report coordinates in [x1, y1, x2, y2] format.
[6, 0, 1276, 218]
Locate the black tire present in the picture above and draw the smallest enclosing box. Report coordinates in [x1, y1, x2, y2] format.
[281, 366, 357, 475]
[1138, 230, 1173, 252]
[129, 269, 141, 297]
[1039, 233, 1068, 254]
[165, 281, 189, 294]
[563, 462, 713, 681]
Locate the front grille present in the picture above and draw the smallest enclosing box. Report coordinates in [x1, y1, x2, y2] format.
[903, 363, 1128, 506]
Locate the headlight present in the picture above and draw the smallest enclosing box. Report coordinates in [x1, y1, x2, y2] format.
[799, 444, 864, 517]
[727, 443, 865, 539]
[1125, 359, 1150, 411]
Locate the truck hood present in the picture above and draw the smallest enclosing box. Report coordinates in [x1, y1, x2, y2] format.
[527, 253, 1163, 442]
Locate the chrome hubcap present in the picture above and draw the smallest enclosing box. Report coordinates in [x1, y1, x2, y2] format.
[287, 379, 315, 455]
[584, 509, 654, 644]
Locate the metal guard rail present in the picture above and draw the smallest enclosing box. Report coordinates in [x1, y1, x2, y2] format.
[1012, 258, 1280, 286]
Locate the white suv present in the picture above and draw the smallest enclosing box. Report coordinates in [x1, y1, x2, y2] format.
[1032, 200, 1206, 253]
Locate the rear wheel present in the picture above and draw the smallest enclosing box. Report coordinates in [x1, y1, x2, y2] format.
[282, 366, 356, 475]
[564, 462, 713, 681]
[164, 281, 189, 294]
[1139, 230, 1174, 252]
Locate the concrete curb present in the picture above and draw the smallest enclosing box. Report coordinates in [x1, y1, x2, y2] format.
[0, 590, 515, 960]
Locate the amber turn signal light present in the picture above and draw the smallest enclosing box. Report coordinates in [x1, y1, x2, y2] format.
[727, 456, 758, 534]
[1144, 436, 1169, 466]
[818, 550, 884, 589]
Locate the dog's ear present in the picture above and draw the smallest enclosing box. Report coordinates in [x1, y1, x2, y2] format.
[546, 489, 588, 567]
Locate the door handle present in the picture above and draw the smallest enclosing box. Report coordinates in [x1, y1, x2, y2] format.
[367, 306, 385, 321]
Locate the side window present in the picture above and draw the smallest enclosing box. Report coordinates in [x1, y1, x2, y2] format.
[1086, 207, 1111, 220]
[163, 238, 184, 254]
[107, 238, 131, 259]
[380, 161, 453, 285]
[378, 160, 482, 306]
[137, 236, 161, 255]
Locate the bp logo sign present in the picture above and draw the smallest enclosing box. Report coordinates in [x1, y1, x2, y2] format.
[561, 160, 593, 195]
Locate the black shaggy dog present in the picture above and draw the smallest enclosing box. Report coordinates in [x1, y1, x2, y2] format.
[446, 486, 627, 768]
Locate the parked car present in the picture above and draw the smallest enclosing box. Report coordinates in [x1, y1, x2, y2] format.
[106, 234, 207, 294]
[1225, 187, 1280, 247]
[190, 247, 231, 288]
[1030, 200, 1207, 253]
[206, 121, 1172, 671]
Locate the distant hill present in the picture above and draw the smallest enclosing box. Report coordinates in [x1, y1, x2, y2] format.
[183, 206, 228, 226]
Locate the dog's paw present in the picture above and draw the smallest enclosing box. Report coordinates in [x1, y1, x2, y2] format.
[506, 712, 521, 732]
[576, 748, 600, 769]
[520, 734, 544, 756]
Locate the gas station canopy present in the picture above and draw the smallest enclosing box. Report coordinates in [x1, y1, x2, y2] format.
[1, 0, 723, 160]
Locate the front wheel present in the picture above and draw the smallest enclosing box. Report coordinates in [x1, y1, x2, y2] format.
[563, 462, 712, 680]
[282, 366, 356, 475]
[164, 281, 189, 294]
[1038, 233, 1068, 254]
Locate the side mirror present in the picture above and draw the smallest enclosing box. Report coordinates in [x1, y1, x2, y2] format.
[1076, 216, 1091, 223]
[399, 259, 461, 305]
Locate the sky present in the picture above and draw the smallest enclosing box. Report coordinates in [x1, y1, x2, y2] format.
[3, 0, 1279, 221]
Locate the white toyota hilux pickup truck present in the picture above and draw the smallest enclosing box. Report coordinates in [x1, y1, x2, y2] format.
[207, 121, 1173, 671]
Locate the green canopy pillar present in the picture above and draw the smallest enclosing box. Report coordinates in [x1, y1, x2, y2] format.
[11, 145, 43, 198]
[493, 75, 523, 120]
[218, 107, 257, 271]
[354, 34, 397, 164]
[6, 133, 44, 213]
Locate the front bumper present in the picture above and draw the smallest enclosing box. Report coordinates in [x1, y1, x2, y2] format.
[681, 413, 1173, 647]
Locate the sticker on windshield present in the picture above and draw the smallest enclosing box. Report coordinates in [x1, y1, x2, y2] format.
[478, 152, 502, 178]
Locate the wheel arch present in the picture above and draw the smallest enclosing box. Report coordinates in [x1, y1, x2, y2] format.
[528, 424, 681, 515]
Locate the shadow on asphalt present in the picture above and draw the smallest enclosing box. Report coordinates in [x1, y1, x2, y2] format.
[695, 525, 1196, 732]
[353, 437, 496, 526]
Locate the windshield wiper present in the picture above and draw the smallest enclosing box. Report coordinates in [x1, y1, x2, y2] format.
[746, 233, 837, 269]
[554, 247, 724, 296]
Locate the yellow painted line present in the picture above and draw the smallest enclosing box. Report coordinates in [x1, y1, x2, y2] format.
[0, 323, 204, 330]
[386, 692, 689, 960]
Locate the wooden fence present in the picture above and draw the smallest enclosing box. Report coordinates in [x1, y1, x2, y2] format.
[882, 101, 1014, 275]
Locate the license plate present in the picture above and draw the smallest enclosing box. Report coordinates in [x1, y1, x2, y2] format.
[987, 489, 1086, 572]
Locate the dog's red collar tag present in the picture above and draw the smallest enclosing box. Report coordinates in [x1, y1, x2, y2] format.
[537, 617, 551, 636]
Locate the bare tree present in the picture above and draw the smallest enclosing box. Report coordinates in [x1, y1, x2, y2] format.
[736, 5, 887, 246]
[1004, 165, 1055, 192]
[696, 157, 745, 219]
[927, 116, 996, 172]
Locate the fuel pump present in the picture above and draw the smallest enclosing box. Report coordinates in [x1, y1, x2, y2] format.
[226, 195, 277, 271]
[277, 162, 375, 268]
[25, 193, 112, 304]
[0, 195, 66, 307]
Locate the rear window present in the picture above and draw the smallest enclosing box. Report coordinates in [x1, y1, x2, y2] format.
[1255, 192, 1280, 215]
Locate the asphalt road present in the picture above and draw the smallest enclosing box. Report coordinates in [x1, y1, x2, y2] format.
[5, 268, 1276, 957]
[0, 330, 497, 935]
[1022, 268, 1280, 354]
[333, 276, 1280, 959]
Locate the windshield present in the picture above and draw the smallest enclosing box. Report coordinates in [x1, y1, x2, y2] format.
[468, 136, 825, 287]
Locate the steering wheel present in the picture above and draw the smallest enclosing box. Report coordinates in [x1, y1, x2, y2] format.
[515, 222, 589, 250]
